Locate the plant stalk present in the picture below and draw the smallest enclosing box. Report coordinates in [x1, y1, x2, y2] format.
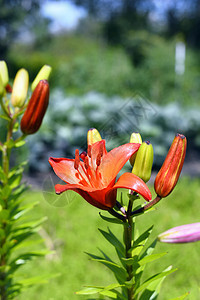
[0, 118, 15, 300]
[124, 197, 134, 299]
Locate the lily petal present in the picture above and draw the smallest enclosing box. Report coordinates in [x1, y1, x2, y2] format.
[100, 143, 140, 185]
[55, 182, 115, 210]
[105, 172, 152, 204]
[49, 157, 83, 184]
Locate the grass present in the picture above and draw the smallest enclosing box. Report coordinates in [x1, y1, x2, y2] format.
[17, 176, 200, 300]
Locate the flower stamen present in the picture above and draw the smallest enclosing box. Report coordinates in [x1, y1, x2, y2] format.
[96, 153, 101, 167]
[74, 149, 80, 170]
[87, 145, 92, 158]
[80, 151, 87, 162]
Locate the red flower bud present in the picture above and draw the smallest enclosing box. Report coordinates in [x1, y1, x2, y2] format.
[20, 80, 49, 135]
[154, 133, 187, 197]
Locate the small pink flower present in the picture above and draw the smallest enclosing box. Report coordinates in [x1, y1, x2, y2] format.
[158, 223, 200, 243]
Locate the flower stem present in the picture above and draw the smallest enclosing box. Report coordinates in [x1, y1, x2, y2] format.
[0, 118, 15, 300]
[131, 195, 162, 216]
[124, 196, 134, 299]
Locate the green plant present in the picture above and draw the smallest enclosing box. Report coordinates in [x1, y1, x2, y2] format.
[0, 62, 52, 299]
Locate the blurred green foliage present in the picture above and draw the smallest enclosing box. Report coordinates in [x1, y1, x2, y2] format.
[8, 32, 200, 105]
[5, 32, 200, 174]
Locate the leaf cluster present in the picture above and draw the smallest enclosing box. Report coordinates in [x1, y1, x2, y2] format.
[77, 223, 178, 299]
[0, 162, 52, 299]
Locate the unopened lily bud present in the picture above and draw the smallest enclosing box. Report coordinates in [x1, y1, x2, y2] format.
[154, 133, 187, 197]
[129, 132, 142, 166]
[87, 128, 102, 145]
[11, 68, 29, 107]
[0, 74, 4, 97]
[21, 80, 49, 134]
[31, 65, 52, 91]
[132, 141, 153, 182]
[158, 223, 200, 243]
[0, 61, 9, 87]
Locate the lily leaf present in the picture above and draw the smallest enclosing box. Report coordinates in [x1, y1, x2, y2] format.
[138, 252, 167, 266]
[99, 213, 124, 225]
[134, 267, 177, 297]
[139, 266, 173, 300]
[99, 228, 124, 257]
[76, 287, 103, 295]
[169, 292, 190, 300]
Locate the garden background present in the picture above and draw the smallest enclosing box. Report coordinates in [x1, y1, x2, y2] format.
[0, 0, 200, 299]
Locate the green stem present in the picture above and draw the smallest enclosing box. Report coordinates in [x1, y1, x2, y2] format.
[0, 97, 11, 118]
[124, 197, 134, 300]
[0, 118, 15, 300]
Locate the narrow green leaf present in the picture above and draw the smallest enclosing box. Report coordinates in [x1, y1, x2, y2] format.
[8, 173, 22, 189]
[76, 287, 103, 295]
[92, 259, 127, 284]
[100, 289, 118, 298]
[0, 166, 6, 182]
[13, 121, 19, 132]
[103, 283, 123, 290]
[99, 213, 124, 225]
[11, 231, 36, 249]
[98, 249, 113, 262]
[13, 217, 47, 232]
[133, 225, 153, 248]
[138, 252, 167, 266]
[170, 292, 190, 300]
[14, 140, 26, 147]
[12, 238, 44, 251]
[8, 162, 27, 178]
[13, 201, 39, 220]
[0, 114, 11, 121]
[76, 283, 123, 298]
[86, 252, 103, 260]
[10, 184, 28, 201]
[99, 228, 124, 257]
[1, 185, 12, 199]
[140, 239, 157, 260]
[134, 267, 177, 297]
[139, 266, 173, 300]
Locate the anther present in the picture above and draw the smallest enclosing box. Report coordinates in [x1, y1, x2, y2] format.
[80, 151, 87, 161]
[84, 156, 89, 169]
[87, 145, 92, 158]
[74, 149, 80, 170]
[96, 153, 101, 167]
[99, 143, 104, 157]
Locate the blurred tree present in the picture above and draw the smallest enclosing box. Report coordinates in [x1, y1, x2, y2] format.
[0, 0, 50, 59]
[165, 0, 200, 48]
[72, 0, 154, 67]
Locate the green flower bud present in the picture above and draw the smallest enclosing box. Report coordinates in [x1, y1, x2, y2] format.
[87, 128, 102, 145]
[11, 68, 29, 107]
[31, 65, 52, 91]
[129, 132, 142, 166]
[0, 61, 9, 87]
[132, 141, 154, 183]
[0, 73, 4, 97]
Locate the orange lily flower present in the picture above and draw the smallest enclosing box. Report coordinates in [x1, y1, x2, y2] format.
[49, 140, 152, 210]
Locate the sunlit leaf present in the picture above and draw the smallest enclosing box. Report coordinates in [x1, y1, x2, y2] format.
[134, 267, 177, 297]
[99, 213, 124, 225]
